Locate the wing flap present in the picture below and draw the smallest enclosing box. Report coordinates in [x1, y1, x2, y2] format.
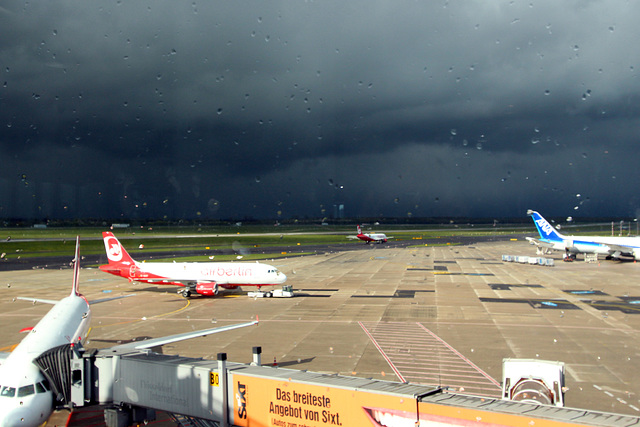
[111, 320, 258, 351]
[16, 297, 59, 305]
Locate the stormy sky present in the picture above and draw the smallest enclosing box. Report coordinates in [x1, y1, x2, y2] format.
[1, 1, 640, 221]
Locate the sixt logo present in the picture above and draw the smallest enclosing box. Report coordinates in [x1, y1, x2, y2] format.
[236, 382, 247, 419]
[535, 218, 556, 237]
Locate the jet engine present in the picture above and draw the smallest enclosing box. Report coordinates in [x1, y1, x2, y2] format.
[195, 282, 219, 296]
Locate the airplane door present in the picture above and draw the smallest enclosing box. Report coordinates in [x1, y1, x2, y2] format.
[129, 265, 140, 278]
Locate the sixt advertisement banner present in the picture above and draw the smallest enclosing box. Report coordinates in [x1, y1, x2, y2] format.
[230, 374, 586, 427]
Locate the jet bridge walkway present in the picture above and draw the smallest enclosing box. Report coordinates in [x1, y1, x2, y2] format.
[56, 344, 640, 427]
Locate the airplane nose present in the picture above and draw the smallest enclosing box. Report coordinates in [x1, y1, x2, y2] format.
[0, 407, 32, 427]
[0, 398, 51, 427]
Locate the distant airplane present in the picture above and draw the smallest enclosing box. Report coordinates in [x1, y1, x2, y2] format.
[526, 210, 640, 260]
[99, 232, 287, 298]
[348, 225, 390, 244]
[0, 237, 258, 426]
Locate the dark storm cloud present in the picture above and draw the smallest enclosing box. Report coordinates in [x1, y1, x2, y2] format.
[1, 1, 640, 220]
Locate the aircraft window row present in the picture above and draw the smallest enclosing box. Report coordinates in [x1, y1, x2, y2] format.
[0, 380, 50, 398]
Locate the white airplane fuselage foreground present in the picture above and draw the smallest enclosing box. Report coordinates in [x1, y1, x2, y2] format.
[527, 210, 640, 260]
[0, 237, 259, 426]
[100, 232, 287, 297]
[0, 239, 90, 427]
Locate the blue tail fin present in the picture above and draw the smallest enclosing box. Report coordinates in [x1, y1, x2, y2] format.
[527, 210, 564, 242]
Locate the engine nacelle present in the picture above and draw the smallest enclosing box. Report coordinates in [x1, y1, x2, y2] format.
[195, 282, 219, 296]
[633, 249, 640, 261]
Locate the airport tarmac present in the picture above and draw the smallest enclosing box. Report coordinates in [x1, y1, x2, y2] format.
[2, 238, 640, 423]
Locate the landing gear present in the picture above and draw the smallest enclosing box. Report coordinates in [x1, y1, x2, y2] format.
[178, 289, 192, 298]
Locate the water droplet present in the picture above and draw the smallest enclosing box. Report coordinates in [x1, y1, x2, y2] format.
[255, 176, 261, 183]
[609, 26, 615, 32]
[450, 129, 457, 136]
[544, 89, 550, 95]
[394, 197, 399, 204]
[531, 138, 539, 144]
[52, 29, 58, 36]
[476, 142, 482, 150]
[217, 108, 223, 115]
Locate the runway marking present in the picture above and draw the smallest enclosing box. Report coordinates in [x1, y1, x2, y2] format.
[592, 384, 640, 412]
[360, 321, 501, 397]
[358, 321, 406, 383]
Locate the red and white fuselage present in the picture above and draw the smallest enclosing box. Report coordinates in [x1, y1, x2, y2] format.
[356, 225, 388, 244]
[99, 232, 287, 297]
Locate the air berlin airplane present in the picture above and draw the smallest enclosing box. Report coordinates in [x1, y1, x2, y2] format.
[99, 232, 287, 298]
[354, 225, 390, 244]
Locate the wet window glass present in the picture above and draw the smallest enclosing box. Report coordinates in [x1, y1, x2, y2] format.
[0, 386, 16, 398]
[17, 384, 35, 397]
[35, 382, 46, 393]
[0, 3, 638, 220]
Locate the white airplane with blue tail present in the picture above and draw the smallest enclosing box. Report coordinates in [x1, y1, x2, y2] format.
[526, 210, 640, 261]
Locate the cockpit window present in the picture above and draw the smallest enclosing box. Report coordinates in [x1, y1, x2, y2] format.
[35, 382, 46, 393]
[17, 384, 35, 397]
[41, 379, 51, 391]
[0, 386, 16, 397]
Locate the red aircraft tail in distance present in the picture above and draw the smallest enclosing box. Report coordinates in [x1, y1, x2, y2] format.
[99, 232, 287, 298]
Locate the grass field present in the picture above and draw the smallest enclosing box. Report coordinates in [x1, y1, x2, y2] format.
[0, 224, 528, 260]
[0, 220, 619, 260]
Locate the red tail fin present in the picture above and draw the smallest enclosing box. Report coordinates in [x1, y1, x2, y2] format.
[102, 232, 136, 266]
[357, 225, 362, 235]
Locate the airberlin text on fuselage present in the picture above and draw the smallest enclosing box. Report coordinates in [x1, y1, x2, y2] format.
[200, 266, 254, 277]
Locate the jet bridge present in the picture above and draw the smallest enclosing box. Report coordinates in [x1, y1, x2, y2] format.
[51, 343, 640, 427]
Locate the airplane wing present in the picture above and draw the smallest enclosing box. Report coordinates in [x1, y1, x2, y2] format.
[89, 294, 136, 305]
[346, 236, 359, 240]
[143, 278, 221, 287]
[16, 297, 58, 305]
[17, 294, 136, 305]
[525, 237, 556, 249]
[603, 243, 637, 257]
[110, 319, 258, 351]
